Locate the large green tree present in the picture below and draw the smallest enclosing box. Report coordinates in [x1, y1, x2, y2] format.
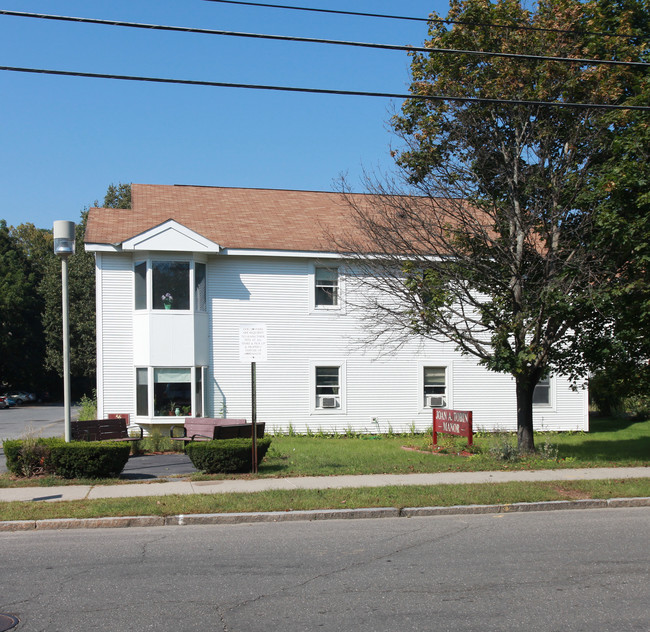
[339, 0, 648, 452]
[0, 221, 46, 389]
[578, 70, 650, 410]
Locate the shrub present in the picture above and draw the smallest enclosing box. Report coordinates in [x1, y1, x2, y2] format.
[3, 438, 61, 477]
[488, 434, 520, 461]
[186, 437, 272, 474]
[3, 438, 130, 479]
[48, 441, 131, 478]
[77, 391, 98, 421]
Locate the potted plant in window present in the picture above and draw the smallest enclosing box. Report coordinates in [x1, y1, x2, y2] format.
[162, 293, 173, 309]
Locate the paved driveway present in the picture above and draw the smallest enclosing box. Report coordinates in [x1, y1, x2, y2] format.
[0, 403, 72, 441]
[0, 407, 198, 478]
[0, 403, 76, 474]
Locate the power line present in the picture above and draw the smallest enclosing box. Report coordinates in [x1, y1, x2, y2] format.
[1, 65, 648, 111]
[2, 11, 647, 68]
[202, 0, 640, 38]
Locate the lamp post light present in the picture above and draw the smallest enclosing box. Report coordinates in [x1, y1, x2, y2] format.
[53, 220, 75, 442]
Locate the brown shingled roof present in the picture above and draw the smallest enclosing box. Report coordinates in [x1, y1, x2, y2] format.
[84, 184, 375, 252]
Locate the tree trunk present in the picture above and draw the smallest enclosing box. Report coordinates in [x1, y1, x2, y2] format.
[515, 378, 536, 454]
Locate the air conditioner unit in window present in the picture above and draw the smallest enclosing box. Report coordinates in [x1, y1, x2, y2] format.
[319, 396, 339, 409]
[427, 395, 446, 408]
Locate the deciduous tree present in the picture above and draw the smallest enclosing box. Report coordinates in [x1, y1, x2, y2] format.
[338, 0, 648, 452]
[0, 221, 45, 389]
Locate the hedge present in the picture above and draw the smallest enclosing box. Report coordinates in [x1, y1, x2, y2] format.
[185, 437, 272, 473]
[49, 441, 131, 478]
[2, 438, 131, 479]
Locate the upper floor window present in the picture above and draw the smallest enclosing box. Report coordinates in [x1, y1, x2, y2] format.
[195, 262, 207, 312]
[135, 259, 207, 312]
[315, 267, 339, 307]
[134, 261, 147, 310]
[153, 261, 190, 310]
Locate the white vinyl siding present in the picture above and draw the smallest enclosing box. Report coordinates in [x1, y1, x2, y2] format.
[97, 254, 134, 418]
[95, 252, 588, 433]
[205, 257, 587, 433]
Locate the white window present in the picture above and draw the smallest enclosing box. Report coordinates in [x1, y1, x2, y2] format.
[316, 366, 340, 409]
[135, 366, 205, 417]
[423, 367, 447, 408]
[134, 259, 207, 312]
[136, 367, 148, 416]
[134, 261, 147, 310]
[194, 262, 207, 312]
[315, 267, 339, 307]
[533, 376, 551, 406]
[153, 262, 190, 310]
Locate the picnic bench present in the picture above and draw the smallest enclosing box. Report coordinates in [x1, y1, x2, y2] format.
[71, 418, 144, 442]
[169, 418, 264, 443]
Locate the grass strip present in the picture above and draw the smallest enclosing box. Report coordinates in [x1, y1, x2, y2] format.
[1, 478, 648, 523]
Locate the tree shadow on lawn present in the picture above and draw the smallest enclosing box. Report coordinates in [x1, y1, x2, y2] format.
[557, 437, 650, 463]
[588, 416, 647, 433]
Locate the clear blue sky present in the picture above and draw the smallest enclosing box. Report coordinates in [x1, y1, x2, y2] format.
[0, 1, 449, 230]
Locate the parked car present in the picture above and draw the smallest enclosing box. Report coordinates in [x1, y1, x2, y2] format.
[0, 396, 8, 409]
[5, 390, 36, 405]
[1, 394, 16, 407]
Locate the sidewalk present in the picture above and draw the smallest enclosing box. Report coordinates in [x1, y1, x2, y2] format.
[1, 465, 648, 503]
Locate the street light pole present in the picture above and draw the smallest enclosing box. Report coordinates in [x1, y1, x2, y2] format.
[53, 220, 75, 443]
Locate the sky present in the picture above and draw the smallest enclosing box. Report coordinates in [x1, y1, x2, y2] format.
[0, 0, 450, 230]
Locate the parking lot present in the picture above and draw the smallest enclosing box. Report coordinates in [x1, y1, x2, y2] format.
[0, 403, 74, 441]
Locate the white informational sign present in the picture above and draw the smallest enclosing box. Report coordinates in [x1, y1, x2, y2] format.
[239, 323, 268, 362]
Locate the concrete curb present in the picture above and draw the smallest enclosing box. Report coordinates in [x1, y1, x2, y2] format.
[1, 496, 648, 532]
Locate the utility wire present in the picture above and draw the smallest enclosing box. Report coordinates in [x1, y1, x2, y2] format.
[1, 65, 648, 111]
[202, 0, 640, 38]
[1, 11, 647, 68]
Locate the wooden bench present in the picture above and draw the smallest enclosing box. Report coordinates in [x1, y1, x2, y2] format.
[214, 422, 265, 440]
[169, 418, 249, 443]
[71, 418, 143, 442]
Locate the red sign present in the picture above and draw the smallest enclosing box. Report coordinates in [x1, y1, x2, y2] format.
[108, 413, 130, 422]
[433, 409, 473, 446]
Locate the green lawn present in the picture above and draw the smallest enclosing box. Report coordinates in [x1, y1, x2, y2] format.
[250, 416, 649, 478]
[1, 416, 648, 489]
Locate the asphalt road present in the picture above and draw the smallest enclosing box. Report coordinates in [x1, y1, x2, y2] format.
[1, 508, 648, 632]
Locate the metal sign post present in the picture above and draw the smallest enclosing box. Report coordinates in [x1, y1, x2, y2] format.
[251, 361, 257, 472]
[239, 324, 267, 474]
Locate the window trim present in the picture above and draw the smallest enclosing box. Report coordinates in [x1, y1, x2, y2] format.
[310, 360, 346, 414]
[309, 263, 344, 313]
[134, 365, 207, 418]
[133, 256, 208, 313]
[418, 361, 453, 412]
[533, 375, 555, 409]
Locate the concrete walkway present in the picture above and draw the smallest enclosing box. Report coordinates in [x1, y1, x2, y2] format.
[1, 466, 648, 503]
